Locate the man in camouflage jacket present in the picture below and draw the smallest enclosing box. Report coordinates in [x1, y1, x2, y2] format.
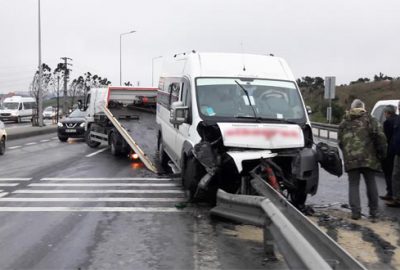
[338, 99, 387, 220]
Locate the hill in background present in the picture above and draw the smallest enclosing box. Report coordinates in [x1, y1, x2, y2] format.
[300, 79, 400, 124]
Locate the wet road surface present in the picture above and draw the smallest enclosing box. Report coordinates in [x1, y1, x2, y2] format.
[0, 134, 286, 269]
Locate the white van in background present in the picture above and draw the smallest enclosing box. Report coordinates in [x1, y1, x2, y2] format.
[0, 96, 36, 123]
[371, 100, 400, 124]
[156, 51, 318, 205]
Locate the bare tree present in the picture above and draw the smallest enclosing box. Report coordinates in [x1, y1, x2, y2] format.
[69, 76, 85, 106]
[29, 63, 52, 118]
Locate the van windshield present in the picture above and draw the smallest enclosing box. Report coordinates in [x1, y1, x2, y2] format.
[195, 78, 306, 123]
[1, 102, 19, 110]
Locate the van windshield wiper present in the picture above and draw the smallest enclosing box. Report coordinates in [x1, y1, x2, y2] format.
[234, 115, 299, 125]
[234, 80, 259, 123]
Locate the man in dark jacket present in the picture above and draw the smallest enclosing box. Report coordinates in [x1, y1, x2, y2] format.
[380, 105, 398, 201]
[387, 111, 400, 207]
[338, 99, 387, 220]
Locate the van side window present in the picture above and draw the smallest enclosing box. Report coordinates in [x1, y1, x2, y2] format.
[181, 79, 192, 124]
[372, 105, 386, 124]
[168, 83, 180, 108]
[24, 102, 33, 109]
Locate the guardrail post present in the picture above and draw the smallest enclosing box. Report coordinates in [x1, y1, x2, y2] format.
[263, 219, 277, 259]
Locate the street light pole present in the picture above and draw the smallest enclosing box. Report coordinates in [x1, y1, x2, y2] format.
[119, 30, 136, 85]
[152, 56, 162, 87]
[37, 0, 43, 127]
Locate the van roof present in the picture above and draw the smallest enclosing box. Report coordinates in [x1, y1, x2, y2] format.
[161, 52, 295, 81]
[3, 96, 35, 102]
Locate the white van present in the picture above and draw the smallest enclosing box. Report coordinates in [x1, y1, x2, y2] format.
[371, 100, 399, 124]
[156, 52, 318, 205]
[0, 96, 36, 123]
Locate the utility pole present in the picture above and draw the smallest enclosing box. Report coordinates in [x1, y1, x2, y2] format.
[119, 30, 136, 85]
[152, 56, 162, 87]
[37, 0, 43, 127]
[60, 57, 72, 115]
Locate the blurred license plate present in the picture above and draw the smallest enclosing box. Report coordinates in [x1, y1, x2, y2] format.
[66, 129, 76, 133]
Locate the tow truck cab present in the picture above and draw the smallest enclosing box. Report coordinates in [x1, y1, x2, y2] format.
[156, 52, 318, 205]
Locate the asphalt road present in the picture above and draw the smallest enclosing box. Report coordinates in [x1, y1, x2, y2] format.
[0, 134, 286, 270]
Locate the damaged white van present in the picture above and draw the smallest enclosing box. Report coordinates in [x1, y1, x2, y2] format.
[156, 52, 318, 207]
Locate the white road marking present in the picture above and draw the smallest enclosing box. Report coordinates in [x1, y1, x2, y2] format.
[0, 193, 8, 198]
[0, 178, 31, 181]
[0, 184, 19, 187]
[51, 137, 58, 140]
[29, 183, 179, 187]
[40, 177, 177, 181]
[0, 207, 185, 212]
[0, 197, 185, 202]
[8, 146, 22, 150]
[25, 142, 37, 146]
[86, 148, 108, 157]
[40, 139, 51, 143]
[14, 189, 184, 194]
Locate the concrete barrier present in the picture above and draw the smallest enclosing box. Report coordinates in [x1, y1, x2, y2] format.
[6, 125, 57, 140]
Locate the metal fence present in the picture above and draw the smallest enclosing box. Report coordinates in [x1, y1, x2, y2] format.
[210, 174, 366, 270]
[311, 122, 339, 142]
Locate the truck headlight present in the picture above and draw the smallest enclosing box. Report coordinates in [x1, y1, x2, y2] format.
[57, 122, 63, 127]
[80, 122, 86, 128]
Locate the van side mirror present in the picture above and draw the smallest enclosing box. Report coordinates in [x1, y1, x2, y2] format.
[170, 101, 189, 125]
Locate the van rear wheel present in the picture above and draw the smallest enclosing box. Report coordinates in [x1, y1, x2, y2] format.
[157, 136, 170, 171]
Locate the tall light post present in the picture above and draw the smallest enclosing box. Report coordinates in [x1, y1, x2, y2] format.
[119, 30, 136, 85]
[152, 56, 162, 87]
[37, 0, 43, 127]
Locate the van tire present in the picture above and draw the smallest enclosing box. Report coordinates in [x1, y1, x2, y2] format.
[290, 180, 308, 208]
[86, 125, 100, 148]
[0, 137, 5, 155]
[182, 156, 205, 201]
[157, 135, 169, 171]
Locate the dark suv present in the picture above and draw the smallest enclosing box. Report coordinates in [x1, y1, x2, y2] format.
[57, 109, 86, 142]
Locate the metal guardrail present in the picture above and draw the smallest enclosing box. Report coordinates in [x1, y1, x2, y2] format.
[311, 122, 339, 141]
[211, 175, 366, 270]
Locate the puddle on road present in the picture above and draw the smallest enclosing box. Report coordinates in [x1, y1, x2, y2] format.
[310, 209, 400, 269]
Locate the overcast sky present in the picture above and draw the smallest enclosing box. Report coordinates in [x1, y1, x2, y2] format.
[0, 0, 399, 94]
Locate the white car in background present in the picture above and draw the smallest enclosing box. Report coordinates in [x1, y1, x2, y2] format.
[0, 120, 6, 155]
[371, 100, 400, 124]
[43, 106, 62, 119]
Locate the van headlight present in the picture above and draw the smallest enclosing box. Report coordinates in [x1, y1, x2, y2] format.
[57, 122, 64, 127]
[80, 122, 86, 128]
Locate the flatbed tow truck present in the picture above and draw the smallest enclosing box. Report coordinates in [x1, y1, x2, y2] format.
[84, 86, 159, 173]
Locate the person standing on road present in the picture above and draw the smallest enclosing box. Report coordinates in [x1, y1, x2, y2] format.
[338, 99, 387, 220]
[386, 110, 400, 207]
[380, 105, 398, 201]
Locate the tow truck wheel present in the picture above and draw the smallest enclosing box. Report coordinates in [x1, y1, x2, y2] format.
[86, 125, 100, 148]
[0, 137, 5, 155]
[110, 132, 122, 156]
